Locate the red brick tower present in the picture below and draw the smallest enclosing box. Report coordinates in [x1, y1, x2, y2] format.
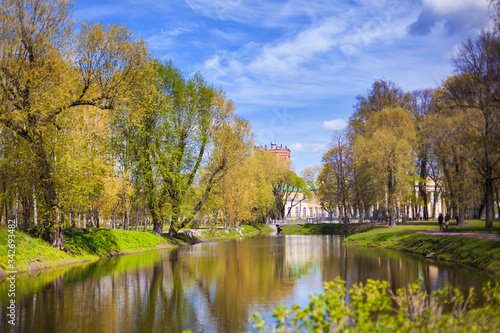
[260, 142, 291, 169]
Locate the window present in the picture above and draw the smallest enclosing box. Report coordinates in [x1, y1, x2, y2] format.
[295, 207, 299, 217]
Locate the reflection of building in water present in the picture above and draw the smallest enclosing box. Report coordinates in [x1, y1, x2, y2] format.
[284, 236, 322, 268]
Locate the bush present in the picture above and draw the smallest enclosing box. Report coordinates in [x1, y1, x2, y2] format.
[251, 277, 500, 332]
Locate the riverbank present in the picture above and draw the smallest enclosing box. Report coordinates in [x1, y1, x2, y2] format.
[0, 224, 271, 275]
[275, 221, 500, 278]
[279, 222, 374, 235]
[343, 223, 500, 278]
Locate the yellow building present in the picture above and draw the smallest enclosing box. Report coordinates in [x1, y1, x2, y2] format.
[283, 177, 449, 221]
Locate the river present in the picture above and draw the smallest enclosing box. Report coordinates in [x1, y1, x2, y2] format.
[0, 234, 494, 332]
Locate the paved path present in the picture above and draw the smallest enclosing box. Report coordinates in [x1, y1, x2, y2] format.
[417, 230, 500, 241]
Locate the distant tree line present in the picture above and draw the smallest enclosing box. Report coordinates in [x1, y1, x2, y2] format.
[311, 8, 500, 228]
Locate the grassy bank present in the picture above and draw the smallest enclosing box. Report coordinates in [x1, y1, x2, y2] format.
[279, 222, 375, 235]
[0, 224, 270, 275]
[344, 223, 500, 278]
[0, 227, 176, 275]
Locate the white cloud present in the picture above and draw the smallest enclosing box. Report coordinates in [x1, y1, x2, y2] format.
[310, 142, 328, 153]
[322, 119, 347, 131]
[423, 0, 488, 16]
[409, 0, 489, 35]
[247, 17, 345, 75]
[200, 2, 419, 108]
[290, 142, 305, 152]
[184, 0, 341, 27]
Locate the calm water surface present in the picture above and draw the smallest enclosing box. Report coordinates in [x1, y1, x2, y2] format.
[0, 235, 495, 333]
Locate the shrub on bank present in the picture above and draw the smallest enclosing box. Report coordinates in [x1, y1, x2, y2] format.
[251, 278, 500, 333]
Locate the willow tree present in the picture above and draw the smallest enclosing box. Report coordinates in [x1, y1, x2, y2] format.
[353, 107, 416, 227]
[115, 60, 248, 236]
[247, 150, 283, 223]
[0, 0, 148, 247]
[202, 117, 254, 227]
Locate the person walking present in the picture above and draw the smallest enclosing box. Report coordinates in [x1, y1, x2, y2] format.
[438, 213, 444, 231]
[445, 214, 451, 230]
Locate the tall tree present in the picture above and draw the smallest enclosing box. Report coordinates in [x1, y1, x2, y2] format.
[207, 119, 254, 227]
[319, 134, 352, 223]
[272, 168, 309, 220]
[440, 29, 500, 228]
[353, 107, 416, 227]
[116, 61, 248, 236]
[0, 0, 148, 247]
[301, 166, 320, 197]
[349, 79, 413, 137]
[410, 88, 435, 220]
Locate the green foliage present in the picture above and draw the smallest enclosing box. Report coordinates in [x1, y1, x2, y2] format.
[251, 278, 500, 333]
[63, 228, 172, 256]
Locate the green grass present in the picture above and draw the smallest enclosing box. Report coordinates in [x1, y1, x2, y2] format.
[0, 228, 89, 274]
[63, 228, 174, 256]
[344, 224, 500, 278]
[395, 219, 500, 232]
[280, 222, 375, 235]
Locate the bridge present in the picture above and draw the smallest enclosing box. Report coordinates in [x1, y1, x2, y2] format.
[267, 217, 380, 226]
[268, 218, 340, 225]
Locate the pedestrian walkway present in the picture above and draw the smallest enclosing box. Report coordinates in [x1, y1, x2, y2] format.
[417, 230, 500, 241]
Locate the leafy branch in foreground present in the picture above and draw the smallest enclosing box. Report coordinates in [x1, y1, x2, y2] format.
[251, 277, 500, 333]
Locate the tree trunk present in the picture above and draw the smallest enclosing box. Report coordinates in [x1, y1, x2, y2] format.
[431, 189, 438, 220]
[485, 169, 494, 228]
[388, 172, 396, 228]
[33, 137, 60, 237]
[419, 155, 429, 220]
[33, 189, 37, 225]
[457, 207, 467, 227]
[496, 187, 500, 221]
[50, 225, 64, 250]
[135, 207, 139, 231]
[478, 198, 485, 220]
[124, 209, 130, 230]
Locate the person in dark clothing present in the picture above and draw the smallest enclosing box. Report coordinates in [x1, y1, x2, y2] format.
[438, 213, 444, 231]
[445, 214, 451, 230]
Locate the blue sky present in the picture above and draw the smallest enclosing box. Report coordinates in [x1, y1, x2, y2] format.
[75, 0, 490, 174]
